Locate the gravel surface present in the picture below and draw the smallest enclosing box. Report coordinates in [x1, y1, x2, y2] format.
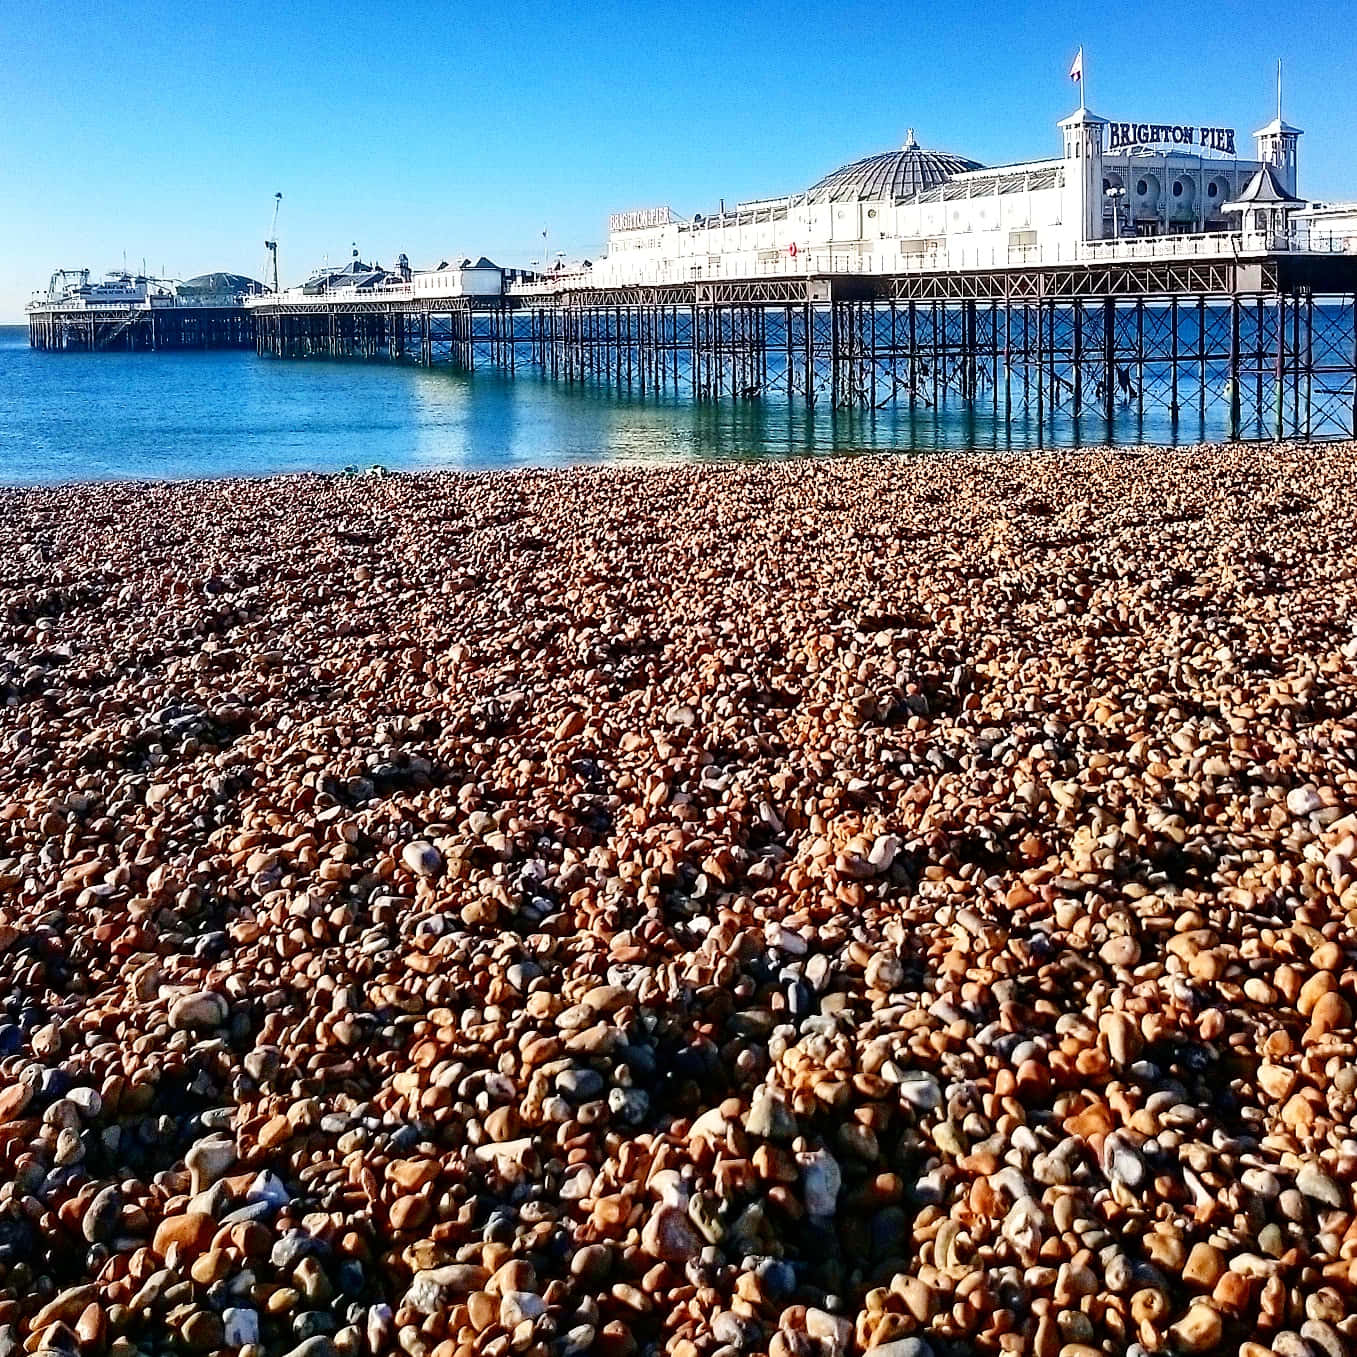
[1, 443, 1355, 1357]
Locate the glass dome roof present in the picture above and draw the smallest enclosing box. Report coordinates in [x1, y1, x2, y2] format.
[806, 130, 984, 203]
[179, 272, 264, 294]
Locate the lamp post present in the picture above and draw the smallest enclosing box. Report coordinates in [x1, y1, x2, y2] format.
[1105, 184, 1125, 241]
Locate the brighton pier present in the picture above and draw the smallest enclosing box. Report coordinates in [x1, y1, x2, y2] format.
[29, 99, 1357, 442]
[248, 251, 1357, 443]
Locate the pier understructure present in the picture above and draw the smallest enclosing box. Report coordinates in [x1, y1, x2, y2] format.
[258, 252, 1357, 441]
[27, 305, 255, 352]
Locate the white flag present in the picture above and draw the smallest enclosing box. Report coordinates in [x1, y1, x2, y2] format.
[1069, 47, 1084, 83]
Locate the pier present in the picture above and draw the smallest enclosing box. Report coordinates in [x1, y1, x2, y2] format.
[27, 303, 255, 352]
[27, 104, 1357, 442]
[248, 246, 1357, 442]
[26, 269, 262, 352]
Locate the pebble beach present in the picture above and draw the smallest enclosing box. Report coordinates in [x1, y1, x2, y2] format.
[2, 442, 1356, 1357]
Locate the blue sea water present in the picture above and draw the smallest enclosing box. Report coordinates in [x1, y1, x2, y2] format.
[0, 318, 1337, 485]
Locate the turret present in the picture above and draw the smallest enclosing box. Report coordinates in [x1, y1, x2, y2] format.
[1059, 107, 1108, 243]
[1254, 117, 1302, 198]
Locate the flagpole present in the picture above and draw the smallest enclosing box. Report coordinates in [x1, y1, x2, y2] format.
[1080, 47, 1086, 111]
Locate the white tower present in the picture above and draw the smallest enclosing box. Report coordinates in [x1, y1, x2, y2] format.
[1059, 107, 1108, 244]
[1254, 118, 1302, 198]
[1254, 61, 1302, 197]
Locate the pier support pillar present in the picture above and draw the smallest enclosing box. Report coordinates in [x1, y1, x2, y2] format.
[1229, 295, 1242, 443]
[1274, 294, 1285, 441]
[1103, 298, 1115, 430]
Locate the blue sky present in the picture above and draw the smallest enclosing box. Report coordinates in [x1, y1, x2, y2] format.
[2, 0, 1354, 320]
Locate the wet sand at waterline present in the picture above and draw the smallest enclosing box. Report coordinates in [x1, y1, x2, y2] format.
[1, 443, 1356, 1357]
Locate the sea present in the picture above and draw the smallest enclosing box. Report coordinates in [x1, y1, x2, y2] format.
[0, 321, 1332, 485]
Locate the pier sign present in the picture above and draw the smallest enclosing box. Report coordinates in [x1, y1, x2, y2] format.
[1107, 122, 1236, 154]
[609, 206, 677, 232]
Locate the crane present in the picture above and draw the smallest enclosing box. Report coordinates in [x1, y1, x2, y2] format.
[264, 192, 283, 294]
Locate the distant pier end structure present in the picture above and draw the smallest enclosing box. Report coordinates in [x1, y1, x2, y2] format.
[27, 270, 262, 351]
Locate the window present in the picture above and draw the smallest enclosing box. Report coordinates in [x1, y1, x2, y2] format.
[1172, 181, 1184, 198]
[1136, 179, 1148, 196]
[1207, 182, 1218, 198]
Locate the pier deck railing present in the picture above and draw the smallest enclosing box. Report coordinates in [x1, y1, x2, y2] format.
[27, 293, 265, 316]
[511, 230, 1349, 296]
[233, 230, 1357, 309]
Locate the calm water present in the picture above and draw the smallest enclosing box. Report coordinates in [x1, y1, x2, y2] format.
[0, 319, 1291, 485]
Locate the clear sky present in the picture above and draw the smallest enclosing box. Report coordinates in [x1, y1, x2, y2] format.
[2, 0, 1354, 320]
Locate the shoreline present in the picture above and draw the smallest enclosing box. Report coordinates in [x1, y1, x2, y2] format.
[2, 440, 1356, 1355]
[0, 434, 1301, 497]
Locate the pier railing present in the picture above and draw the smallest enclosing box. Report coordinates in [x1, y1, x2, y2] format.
[505, 228, 1353, 296]
[27, 292, 267, 315]
[229, 228, 1357, 309]
[244, 280, 512, 308]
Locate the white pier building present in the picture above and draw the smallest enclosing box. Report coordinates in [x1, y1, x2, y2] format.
[586, 104, 1319, 288]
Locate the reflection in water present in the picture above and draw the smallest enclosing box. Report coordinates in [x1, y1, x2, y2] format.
[440, 364, 1249, 465]
[406, 362, 1234, 473]
[0, 320, 1323, 488]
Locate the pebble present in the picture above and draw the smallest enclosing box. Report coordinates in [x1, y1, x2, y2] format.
[400, 839, 442, 878]
[1168, 1303, 1223, 1353]
[151, 1212, 215, 1258]
[281, 1340, 333, 1357]
[895, 1071, 942, 1110]
[167, 990, 228, 1030]
[642, 1204, 705, 1263]
[223, 1309, 260, 1346]
[800, 1149, 841, 1220]
[745, 1086, 797, 1139]
[872, 1341, 934, 1357]
[403, 1265, 488, 1313]
[1297, 1165, 1346, 1208]
[1102, 1133, 1147, 1191]
[185, 1134, 237, 1193]
[499, 1290, 545, 1327]
[3, 446, 1357, 1355]
[80, 1183, 120, 1243]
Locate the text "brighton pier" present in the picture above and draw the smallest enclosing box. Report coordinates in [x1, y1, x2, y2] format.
[1106, 121, 1237, 154]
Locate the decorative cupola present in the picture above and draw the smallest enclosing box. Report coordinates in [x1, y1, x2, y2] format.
[1222, 165, 1304, 243]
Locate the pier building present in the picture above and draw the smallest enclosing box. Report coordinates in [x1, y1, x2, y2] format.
[1297, 201, 1357, 251]
[26, 268, 262, 351]
[278, 250, 506, 301]
[590, 112, 1295, 288]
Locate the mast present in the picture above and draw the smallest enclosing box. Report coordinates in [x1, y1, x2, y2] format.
[265, 192, 283, 294]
